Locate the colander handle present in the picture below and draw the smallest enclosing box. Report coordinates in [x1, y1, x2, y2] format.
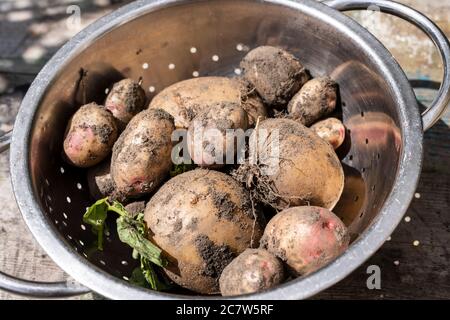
[324, 0, 450, 131]
[0, 131, 90, 297]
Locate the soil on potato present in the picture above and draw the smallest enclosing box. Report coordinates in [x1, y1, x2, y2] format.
[195, 234, 235, 279]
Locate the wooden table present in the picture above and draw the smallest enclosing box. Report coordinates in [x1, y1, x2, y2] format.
[0, 0, 448, 300]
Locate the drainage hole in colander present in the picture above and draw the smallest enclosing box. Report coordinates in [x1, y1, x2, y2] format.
[100, 260, 106, 266]
[190, 47, 197, 54]
[66, 196, 71, 203]
[236, 43, 248, 51]
[62, 221, 67, 227]
[121, 260, 128, 266]
[168, 63, 175, 70]
[45, 178, 50, 186]
[123, 276, 130, 281]
[63, 212, 68, 219]
[82, 253, 88, 258]
[192, 71, 199, 77]
[67, 235, 73, 240]
[60, 166, 65, 174]
[149, 86, 156, 93]
[48, 206, 53, 213]
[77, 182, 83, 190]
[212, 55, 219, 62]
[234, 68, 242, 75]
[79, 240, 85, 246]
[47, 195, 52, 201]
[142, 62, 149, 70]
[81, 224, 86, 231]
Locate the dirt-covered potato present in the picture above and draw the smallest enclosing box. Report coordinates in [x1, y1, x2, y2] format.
[150, 77, 261, 129]
[238, 78, 268, 127]
[105, 79, 146, 128]
[240, 46, 309, 108]
[233, 118, 344, 210]
[63, 102, 118, 168]
[144, 169, 265, 294]
[111, 108, 175, 199]
[311, 118, 346, 149]
[188, 102, 249, 168]
[87, 159, 115, 199]
[288, 77, 338, 126]
[261, 206, 349, 276]
[219, 248, 284, 296]
[124, 200, 146, 217]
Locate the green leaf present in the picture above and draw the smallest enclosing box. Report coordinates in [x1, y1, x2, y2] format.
[140, 257, 171, 291]
[170, 163, 196, 177]
[83, 198, 109, 250]
[116, 216, 167, 267]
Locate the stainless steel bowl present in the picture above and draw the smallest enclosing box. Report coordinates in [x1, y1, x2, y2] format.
[0, 0, 449, 299]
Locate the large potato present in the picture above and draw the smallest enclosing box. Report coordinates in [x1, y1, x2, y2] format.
[144, 169, 265, 294]
[148, 76, 264, 129]
[240, 46, 309, 108]
[111, 108, 174, 199]
[261, 206, 349, 276]
[187, 102, 249, 168]
[63, 103, 118, 168]
[247, 118, 344, 210]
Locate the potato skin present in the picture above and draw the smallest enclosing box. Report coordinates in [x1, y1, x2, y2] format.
[63, 103, 118, 168]
[252, 118, 344, 210]
[188, 102, 249, 168]
[238, 78, 268, 127]
[144, 169, 265, 294]
[240, 46, 309, 108]
[261, 206, 349, 276]
[219, 249, 284, 296]
[288, 77, 338, 126]
[87, 159, 115, 199]
[105, 79, 146, 128]
[310, 117, 346, 150]
[149, 77, 241, 129]
[111, 108, 175, 198]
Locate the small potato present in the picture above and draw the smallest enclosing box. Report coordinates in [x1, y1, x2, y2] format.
[240, 46, 309, 108]
[238, 78, 268, 127]
[219, 249, 284, 296]
[63, 103, 118, 168]
[111, 108, 175, 198]
[124, 200, 146, 217]
[288, 76, 338, 126]
[105, 79, 146, 128]
[144, 169, 265, 294]
[87, 159, 115, 199]
[261, 206, 349, 276]
[188, 102, 249, 168]
[311, 118, 346, 149]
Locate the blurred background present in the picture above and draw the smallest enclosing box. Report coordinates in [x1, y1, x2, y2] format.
[0, 0, 448, 299]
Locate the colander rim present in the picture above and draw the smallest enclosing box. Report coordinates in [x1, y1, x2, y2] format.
[10, 0, 423, 300]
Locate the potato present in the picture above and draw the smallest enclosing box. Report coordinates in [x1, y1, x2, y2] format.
[188, 102, 249, 168]
[144, 169, 265, 294]
[87, 159, 115, 199]
[124, 200, 146, 217]
[310, 118, 346, 150]
[105, 79, 146, 128]
[111, 108, 175, 198]
[238, 78, 268, 127]
[63, 103, 118, 168]
[149, 76, 266, 129]
[288, 77, 338, 126]
[240, 46, 309, 108]
[235, 118, 344, 210]
[261, 206, 349, 276]
[219, 248, 284, 296]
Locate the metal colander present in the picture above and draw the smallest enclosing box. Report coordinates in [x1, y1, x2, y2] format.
[0, 0, 449, 299]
